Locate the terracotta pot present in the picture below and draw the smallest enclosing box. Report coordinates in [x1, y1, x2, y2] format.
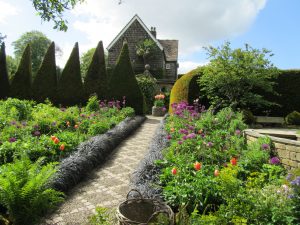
[152, 106, 165, 117]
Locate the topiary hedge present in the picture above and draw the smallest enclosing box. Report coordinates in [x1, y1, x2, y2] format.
[108, 42, 145, 115]
[0, 43, 10, 99]
[169, 67, 207, 113]
[32, 42, 57, 103]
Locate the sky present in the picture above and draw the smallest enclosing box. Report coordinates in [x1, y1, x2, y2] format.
[0, 0, 299, 74]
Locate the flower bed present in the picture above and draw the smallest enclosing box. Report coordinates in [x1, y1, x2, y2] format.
[139, 102, 300, 224]
[0, 97, 141, 225]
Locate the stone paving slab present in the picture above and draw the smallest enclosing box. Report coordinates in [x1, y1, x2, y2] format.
[41, 116, 162, 225]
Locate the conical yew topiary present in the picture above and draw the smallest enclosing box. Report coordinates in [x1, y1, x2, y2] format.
[32, 42, 58, 103]
[84, 41, 108, 100]
[57, 42, 84, 106]
[0, 42, 10, 99]
[109, 42, 145, 115]
[10, 44, 32, 100]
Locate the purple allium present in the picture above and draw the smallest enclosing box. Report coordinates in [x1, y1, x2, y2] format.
[291, 176, 300, 186]
[10, 120, 16, 125]
[235, 129, 241, 135]
[166, 134, 172, 140]
[162, 106, 167, 112]
[33, 124, 39, 130]
[182, 135, 187, 140]
[33, 131, 41, 137]
[80, 114, 86, 117]
[207, 142, 213, 147]
[269, 156, 280, 165]
[60, 108, 66, 112]
[286, 173, 293, 181]
[179, 129, 188, 135]
[201, 133, 206, 138]
[188, 125, 195, 131]
[51, 121, 57, 126]
[21, 121, 27, 126]
[187, 133, 196, 139]
[178, 140, 183, 145]
[9, 137, 17, 143]
[261, 143, 270, 150]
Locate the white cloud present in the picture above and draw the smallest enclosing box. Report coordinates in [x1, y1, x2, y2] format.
[179, 61, 208, 74]
[0, 1, 19, 24]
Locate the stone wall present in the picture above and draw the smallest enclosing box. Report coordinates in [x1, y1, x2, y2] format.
[244, 129, 300, 170]
[165, 61, 177, 80]
[107, 20, 165, 74]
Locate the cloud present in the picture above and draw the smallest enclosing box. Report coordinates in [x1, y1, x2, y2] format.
[178, 61, 208, 74]
[70, 0, 267, 72]
[0, 1, 19, 24]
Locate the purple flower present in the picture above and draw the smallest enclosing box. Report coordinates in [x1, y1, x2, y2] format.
[166, 134, 172, 140]
[33, 125, 39, 130]
[60, 108, 66, 112]
[182, 135, 187, 140]
[269, 156, 280, 165]
[179, 129, 188, 135]
[33, 131, 41, 137]
[286, 173, 293, 181]
[207, 142, 213, 147]
[291, 176, 300, 186]
[162, 106, 167, 112]
[10, 120, 17, 125]
[261, 143, 270, 150]
[9, 137, 17, 143]
[235, 129, 241, 135]
[178, 140, 183, 145]
[51, 121, 57, 126]
[186, 133, 196, 139]
[21, 121, 27, 126]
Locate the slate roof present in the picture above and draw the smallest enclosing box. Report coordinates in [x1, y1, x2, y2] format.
[158, 40, 179, 61]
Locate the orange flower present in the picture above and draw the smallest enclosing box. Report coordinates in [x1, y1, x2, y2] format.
[171, 167, 177, 175]
[54, 137, 60, 144]
[74, 124, 79, 129]
[51, 135, 56, 141]
[170, 127, 175, 132]
[66, 121, 70, 126]
[60, 144, 65, 151]
[214, 169, 220, 177]
[194, 162, 201, 171]
[230, 157, 237, 166]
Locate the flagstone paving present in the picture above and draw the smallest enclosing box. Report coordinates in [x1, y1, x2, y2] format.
[41, 116, 162, 225]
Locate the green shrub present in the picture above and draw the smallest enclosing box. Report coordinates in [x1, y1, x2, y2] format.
[32, 42, 58, 103]
[169, 67, 203, 113]
[86, 95, 100, 112]
[88, 122, 110, 136]
[9, 44, 32, 100]
[120, 107, 135, 118]
[0, 98, 33, 121]
[108, 42, 144, 115]
[285, 111, 300, 125]
[84, 41, 108, 101]
[57, 42, 84, 106]
[136, 74, 159, 113]
[0, 43, 10, 99]
[0, 156, 64, 225]
[242, 109, 256, 125]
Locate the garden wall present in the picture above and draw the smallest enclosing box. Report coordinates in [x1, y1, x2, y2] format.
[244, 129, 300, 170]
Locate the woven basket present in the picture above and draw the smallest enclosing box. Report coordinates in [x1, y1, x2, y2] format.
[116, 189, 174, 225]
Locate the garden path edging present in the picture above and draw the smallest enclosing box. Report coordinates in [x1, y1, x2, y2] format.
[49, 115, 146, 192]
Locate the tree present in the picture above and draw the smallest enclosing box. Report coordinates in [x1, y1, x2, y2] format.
[83, 41, 108, 100]
[57, 42, 84, 106]
[0, 33, 6, 45]
[32, 42, 58, 103]
[136, 39, 156, 64]
[0, 43, 10, 99]
[109, 42, 145, 115]
[10, 44, 32, 100]
[199, 42, 279, 111]
[6, 55, 18, 79]
[31, 0, 123, 31]
[12, 31, 61, 77]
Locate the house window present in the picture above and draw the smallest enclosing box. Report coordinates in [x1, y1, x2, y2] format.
[166, 63, 171, 69]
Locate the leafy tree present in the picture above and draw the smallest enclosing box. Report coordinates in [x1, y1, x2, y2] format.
[83, 41, 108, 100]
[0, 33, 6, 45]
[109, 42, 145, 115]
[12, 31, 61, 77]
[32, 42, 58, 103]
[0, 43, 10, 99]
[199, 42, 279, 111]
[10, 44, 32, 100]
[31, 0, 123, 31]
[136, 39, 156, 64]
[6, 55, 18, 79]
[57, 42, 84, 106]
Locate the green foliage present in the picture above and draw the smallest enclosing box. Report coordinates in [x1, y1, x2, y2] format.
[6, 55, 17, 80]
[9, 44, 32, 100]
[0, 98, 33, 121]
[32, 42, 58, 103]
[88, 122, 110, 136]
[136, 39, 156, 64]
[200, 42, 279, 111]
[0, 156, 64, 225]
[109, 42, 144, 115]
[57, 42, 84, 106]
[136, 74, 159, 113]
[89, 206, 116, 225]
[169, 67, 203, 113]
[241, 109, 256, 125]
[12, 31, 55, 77]
[0, 43, 10, 99]
[285, 111, 300, 125]
[81, 47, 95, 78]
[83, 41, 108, 100]
[86, 95, 100, 112]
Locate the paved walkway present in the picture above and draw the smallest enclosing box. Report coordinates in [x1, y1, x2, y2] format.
[42, 116, 162, 225]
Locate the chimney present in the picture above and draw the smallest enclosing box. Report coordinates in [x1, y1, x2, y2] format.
[150, 27, 157, 38]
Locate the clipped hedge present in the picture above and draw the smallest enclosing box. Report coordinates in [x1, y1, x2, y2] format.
[169, 67, 204, 113]
[9, 44, 32, 100]
[49, 116, 146, 192]
[0, 43, 10, 99]
[109, 42, 145, 115]
[32, 42, 57, 103]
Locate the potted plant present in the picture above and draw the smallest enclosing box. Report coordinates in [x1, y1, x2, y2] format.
[152, 94, 166, 116]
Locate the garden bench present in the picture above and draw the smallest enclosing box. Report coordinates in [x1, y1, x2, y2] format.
[255, 116, 285, 125]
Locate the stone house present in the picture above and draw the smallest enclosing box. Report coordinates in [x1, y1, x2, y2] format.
[107, 14, 179, 85]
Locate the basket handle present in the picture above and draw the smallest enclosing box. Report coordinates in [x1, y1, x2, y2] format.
[146, 210, 173, 225]
[126, 189, 143, 200]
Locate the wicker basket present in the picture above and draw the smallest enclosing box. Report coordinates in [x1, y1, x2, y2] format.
[116, 189, 174, 225]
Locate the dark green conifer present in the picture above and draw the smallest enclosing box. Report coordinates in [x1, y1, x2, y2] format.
[57, 42, 84, 106]
[84, 41, 108, 100]
[109, 42, 145, 115]
[10, 44, 32, 100]
[32, 42, 57, 103]
[0, 42, 10, 99]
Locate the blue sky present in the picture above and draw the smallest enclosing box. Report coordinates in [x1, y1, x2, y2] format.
[0, 0, 299, 73]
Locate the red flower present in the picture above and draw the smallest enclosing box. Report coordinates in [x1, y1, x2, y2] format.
[171, 167, 177, 175]
[51, 135, 56, 141]
[214, 169, 220, 177]
[60, 144, 65, 151]
[54, 138, 60, 144]
[230, 157, 237, 166]
[194, 162, 201, 171]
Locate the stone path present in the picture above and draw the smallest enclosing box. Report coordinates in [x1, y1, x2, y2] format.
[42, 116, 162, 225]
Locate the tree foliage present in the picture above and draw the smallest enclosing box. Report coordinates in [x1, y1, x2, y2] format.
[136, 39, 156, 64]
[6, 55, 18, 79]
[199, 42, 279, 111]
[10, 44, 32, 100]
[0, 33, 6, 45]
[0, 43, 10, 99]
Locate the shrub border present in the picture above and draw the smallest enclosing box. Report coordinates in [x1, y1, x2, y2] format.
[49, 115, 146, 192]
